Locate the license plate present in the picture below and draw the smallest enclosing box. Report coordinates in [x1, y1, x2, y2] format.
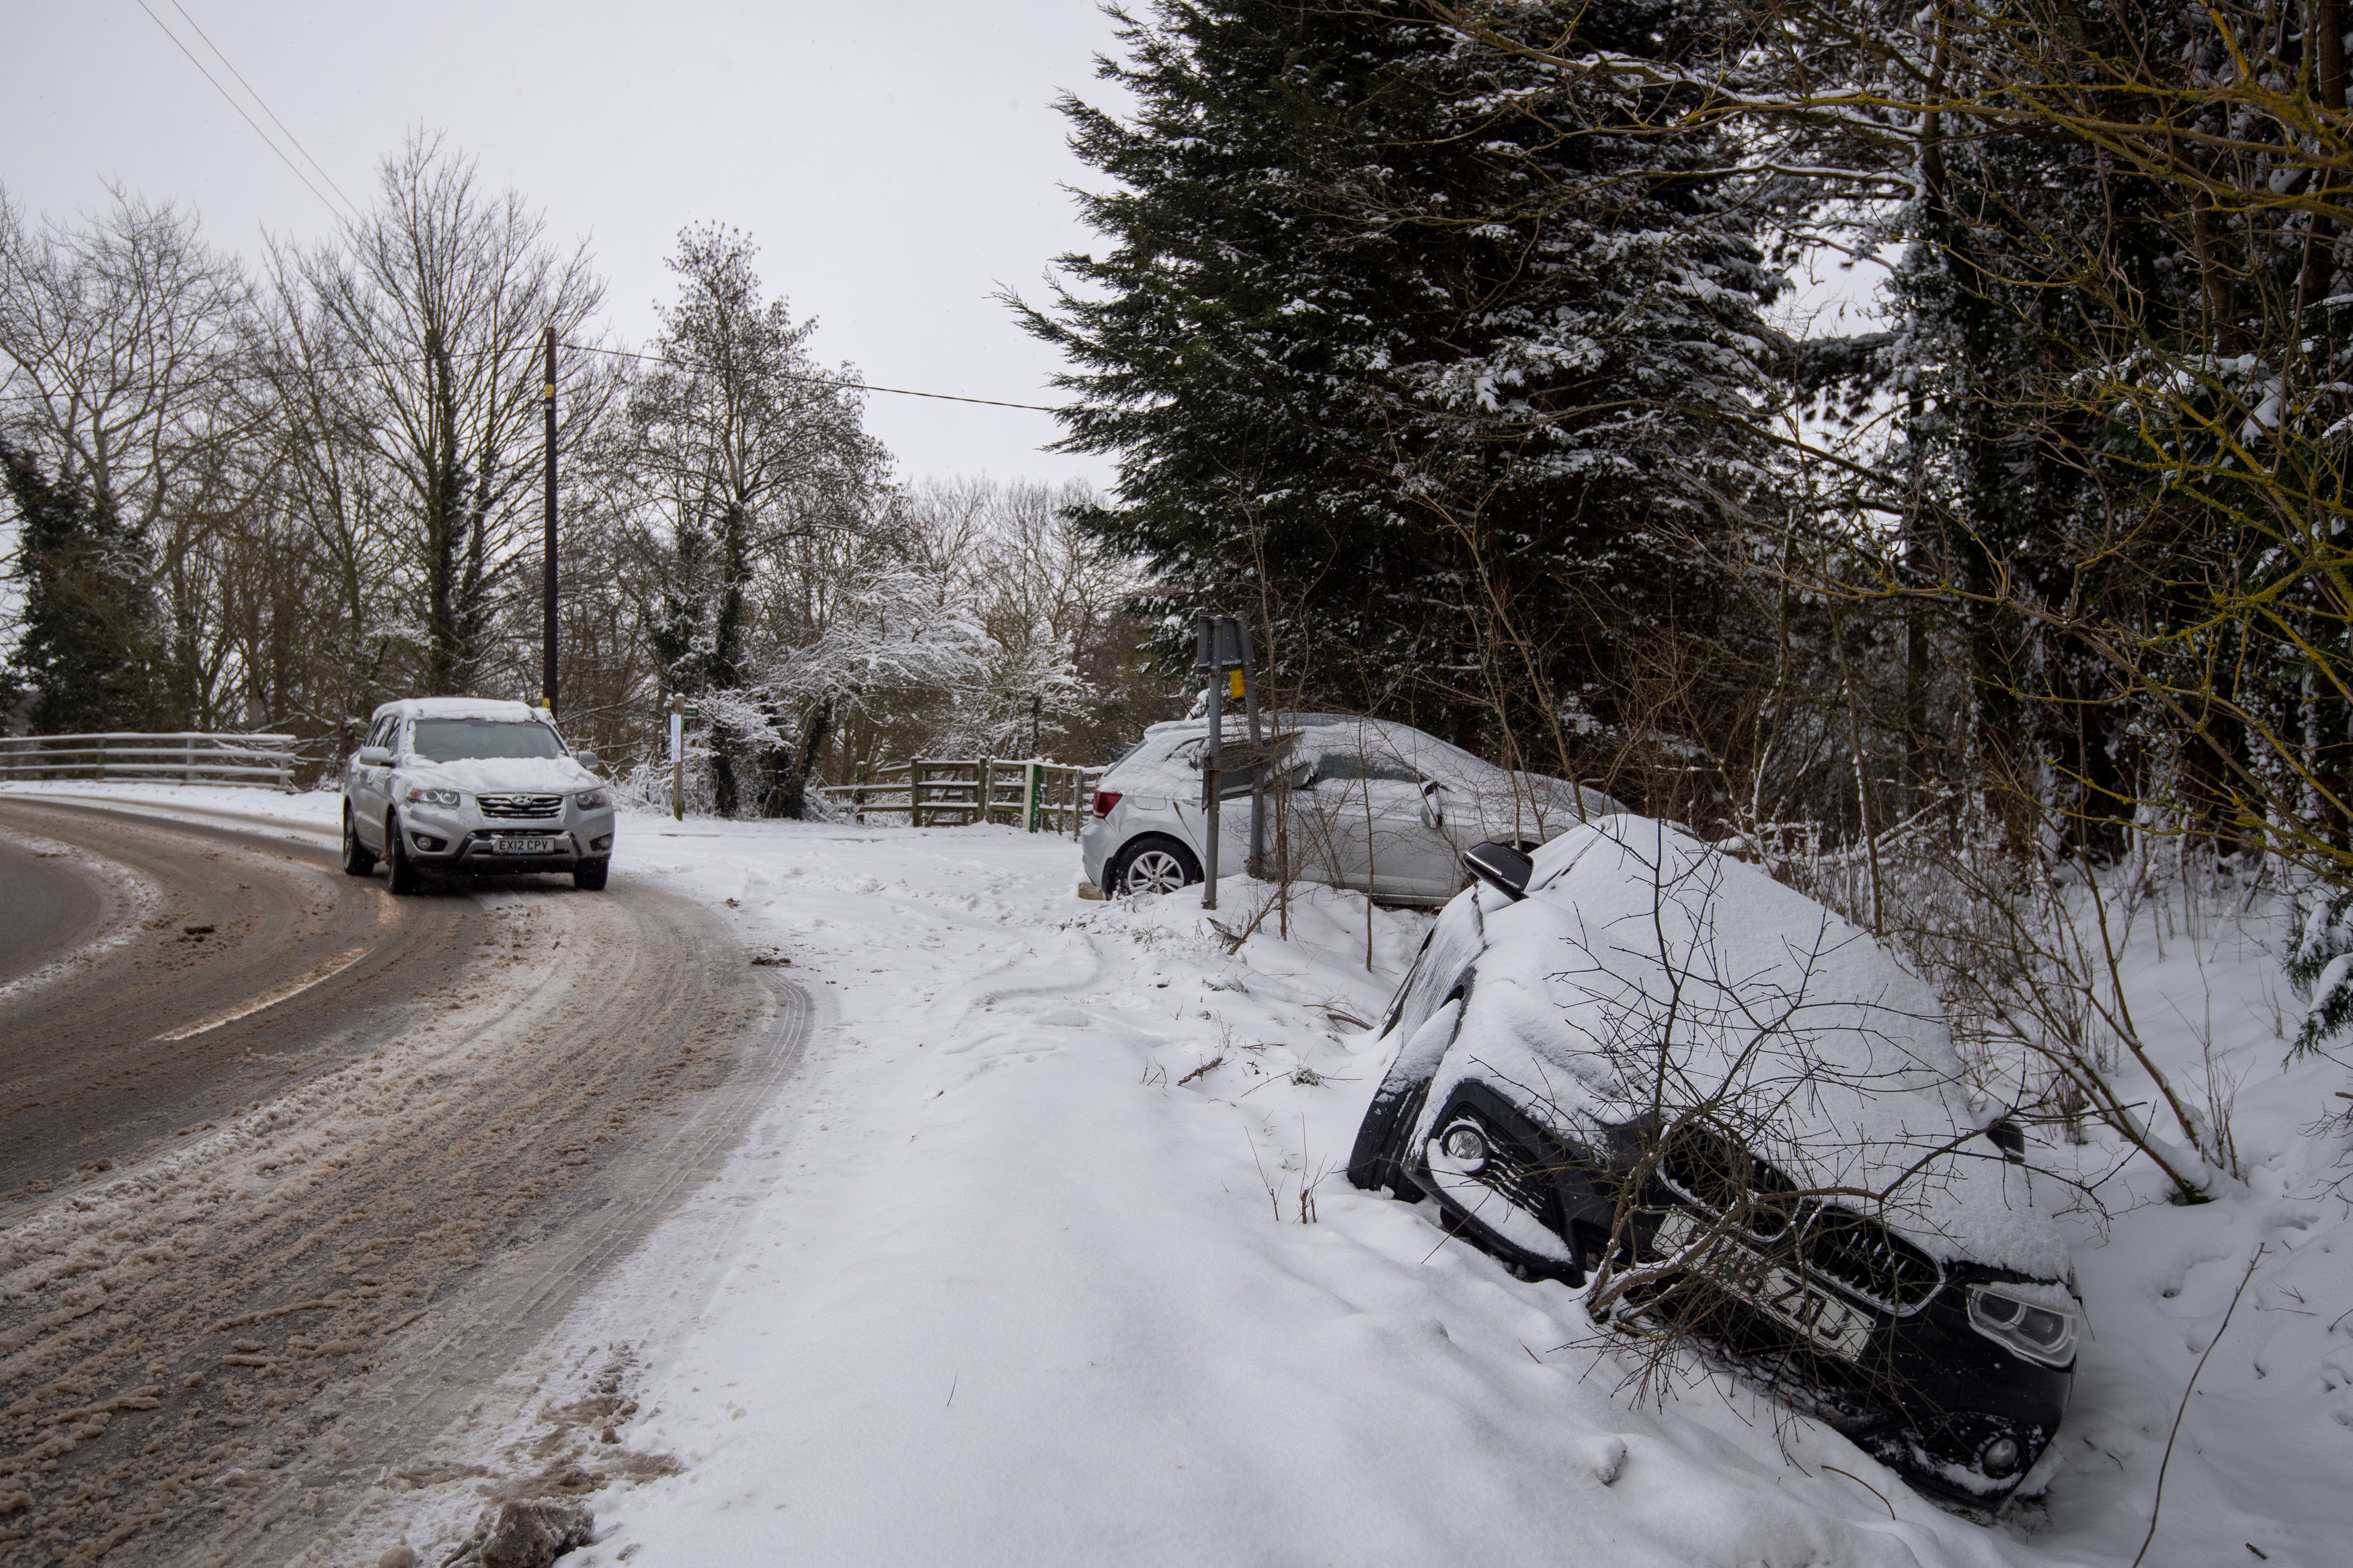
[1651, 1209, 1872, 1360]
[493, 836, 559, 855]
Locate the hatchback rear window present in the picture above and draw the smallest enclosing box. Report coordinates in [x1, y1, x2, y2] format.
[411, 718, 567, 762]
[1314, 752, 1424, 784]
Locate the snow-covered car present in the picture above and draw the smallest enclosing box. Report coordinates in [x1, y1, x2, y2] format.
[1347, 817, 2079, 1510]
[1082, 713, 1620, 904]
[342, 697, 617, 893]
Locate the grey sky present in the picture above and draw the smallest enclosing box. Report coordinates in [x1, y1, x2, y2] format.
[3, 0, 1127, 490]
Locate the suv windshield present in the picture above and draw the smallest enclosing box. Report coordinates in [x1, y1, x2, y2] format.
[411, 718, 566, 763]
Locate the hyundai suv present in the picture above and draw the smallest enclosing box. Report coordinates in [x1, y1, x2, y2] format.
[342, 698, 617, 893]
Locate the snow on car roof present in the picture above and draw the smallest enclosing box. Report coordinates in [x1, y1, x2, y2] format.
[373, 697, 551, 722]
[1442, 815, 2069, 1276]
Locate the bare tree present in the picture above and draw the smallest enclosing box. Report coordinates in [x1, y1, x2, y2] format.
[281, 132, 611, 697]
[0, 182, 253, 724]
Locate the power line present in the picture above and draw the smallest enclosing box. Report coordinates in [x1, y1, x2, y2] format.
[574, 343, 1060, 412]
[132, 0, 347, 229]
[2, 338, 1061, 413]
[165, 0, 364, 222]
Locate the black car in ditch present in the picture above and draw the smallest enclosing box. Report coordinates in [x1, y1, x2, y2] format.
[1347, 817, 2080, 1511]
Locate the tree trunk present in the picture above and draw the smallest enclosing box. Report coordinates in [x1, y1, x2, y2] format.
[773, 699, 834, 821]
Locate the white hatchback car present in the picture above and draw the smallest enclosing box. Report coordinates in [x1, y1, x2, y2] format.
[1082, 713, 1620, 904]
[342, 697, 618, 893]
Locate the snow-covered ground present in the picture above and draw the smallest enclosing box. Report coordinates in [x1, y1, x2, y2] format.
[11, 782, 2349, 1567]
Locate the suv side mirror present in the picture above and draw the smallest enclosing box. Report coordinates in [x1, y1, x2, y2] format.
[357, 745, 393, 767]
[1419, 778, 1445, 827]
[574, 749, 601, 771]
[1287, 759, 1316, 790]
[1462, 841, 1533, 901]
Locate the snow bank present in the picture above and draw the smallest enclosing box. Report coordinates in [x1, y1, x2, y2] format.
[16, 782, 2346, 1565]
[499, 816, 2073, 1568]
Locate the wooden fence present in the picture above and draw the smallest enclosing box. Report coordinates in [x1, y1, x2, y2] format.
[816, 759, 1102, 837]
[0, 732, 300, 790]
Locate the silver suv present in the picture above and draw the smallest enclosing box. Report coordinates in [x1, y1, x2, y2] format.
[342, 698, 618, 893]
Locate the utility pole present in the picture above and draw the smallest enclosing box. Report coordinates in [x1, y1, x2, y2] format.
[542, 325, 559, 717]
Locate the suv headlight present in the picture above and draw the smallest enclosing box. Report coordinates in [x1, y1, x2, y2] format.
[574, 788, 611, 810]
[403, 786, 463, 809]
[1966, 1284, 2081, 1367]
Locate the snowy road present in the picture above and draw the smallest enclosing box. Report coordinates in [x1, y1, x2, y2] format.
[0, 796, 808, 1566]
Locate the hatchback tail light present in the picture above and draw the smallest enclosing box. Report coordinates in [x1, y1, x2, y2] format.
[1092, 790, 1122, 817]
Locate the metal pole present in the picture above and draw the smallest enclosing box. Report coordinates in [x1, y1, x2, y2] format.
[1232, 616, 1265, 879]
[1199, 612, 1222, 911]
[669, 693, 684, 821]
[543, 325, 559, 717]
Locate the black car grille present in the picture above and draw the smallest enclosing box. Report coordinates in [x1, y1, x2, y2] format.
[1659, 1123, 1801, 1239]
[1800, 1206, 1944, 1313]
[479, 793, 563, 819]
[1654, 1122, 1944, 1315]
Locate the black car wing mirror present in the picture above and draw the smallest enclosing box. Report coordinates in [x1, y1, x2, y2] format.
[1462, 840, 1533, 900]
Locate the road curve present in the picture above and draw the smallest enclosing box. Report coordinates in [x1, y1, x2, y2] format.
[0, 796, 808, 1567]
[0, 835, 110, 994]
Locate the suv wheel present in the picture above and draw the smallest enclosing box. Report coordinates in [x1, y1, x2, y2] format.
[573, 858, 609, 891]
[385, 812, 421, 895]
[342, 806, 376, 876]
[1108, 835, 1200, 897]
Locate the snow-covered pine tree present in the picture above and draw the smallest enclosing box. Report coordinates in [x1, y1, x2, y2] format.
[1014, 0, 1780, 776]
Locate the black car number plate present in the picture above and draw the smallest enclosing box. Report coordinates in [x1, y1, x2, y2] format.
[1652, 1209, 1871, 1360]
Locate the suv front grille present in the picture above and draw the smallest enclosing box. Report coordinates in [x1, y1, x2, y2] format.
[479, 793, 563, 819]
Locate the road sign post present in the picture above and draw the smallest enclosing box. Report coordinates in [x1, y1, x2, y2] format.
[1193, 613, 1255, 910]
[668, 694, 684, 821]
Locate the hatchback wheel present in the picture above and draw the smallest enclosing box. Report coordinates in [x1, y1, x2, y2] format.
[1110, 835, 1200, 897]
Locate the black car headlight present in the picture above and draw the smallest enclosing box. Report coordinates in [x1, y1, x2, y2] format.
[404, 786, 463, 809]
[574, 788, 611, 809]
[1966, 1284, 2081, 1367]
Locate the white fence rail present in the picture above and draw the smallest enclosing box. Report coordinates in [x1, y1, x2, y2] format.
[0, 732, 300, 790]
